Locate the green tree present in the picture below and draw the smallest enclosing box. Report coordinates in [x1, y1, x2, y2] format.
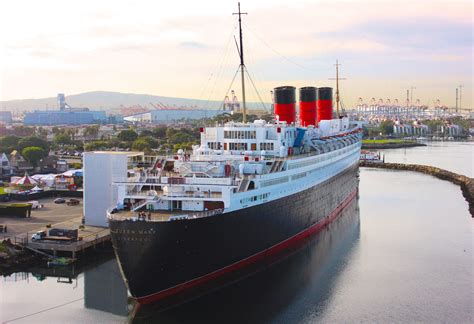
[22, 146, 45, 167]
[11, 126, 35, 137]
[36, 127, 48, 139]
[153, 127, 167, 138]
[140, 129, 154, 137]
[118, 129, 138, 142]
[379, 120, 394, 135]
[132, 138, 151, 152]
[54, 133, 73, 146]
[0, 135, 20, 147]
[84, 141, 110, 151]
[83, 125, 100, 141]
[18, 136, 49, 153]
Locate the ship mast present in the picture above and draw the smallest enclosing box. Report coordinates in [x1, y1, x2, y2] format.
[329, 59, 346, 117]
[233, 2, 248, 123]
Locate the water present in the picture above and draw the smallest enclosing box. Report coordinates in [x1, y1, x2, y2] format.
[382, 141, 474, 177]
[1, 142, 472, 323]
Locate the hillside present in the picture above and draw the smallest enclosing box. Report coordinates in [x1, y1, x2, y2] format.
[0, 91, 268, 112]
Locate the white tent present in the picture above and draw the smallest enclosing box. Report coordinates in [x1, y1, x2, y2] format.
[31, 185, 43, 192]
[32, 174, 56, 187]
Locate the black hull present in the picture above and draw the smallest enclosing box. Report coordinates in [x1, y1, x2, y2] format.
[110, 164, 359, 305]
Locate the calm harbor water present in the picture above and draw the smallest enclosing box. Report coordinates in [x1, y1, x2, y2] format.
[382, 141, 473, 177]
[1, 142, 472, 323]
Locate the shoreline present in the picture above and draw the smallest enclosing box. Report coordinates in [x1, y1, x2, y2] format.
[360, 161, 474, 217]
[361, 142, 426, 149]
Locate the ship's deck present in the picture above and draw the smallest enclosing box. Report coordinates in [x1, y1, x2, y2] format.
[109, 208, 225, 222]
[109, 210, 185, 222]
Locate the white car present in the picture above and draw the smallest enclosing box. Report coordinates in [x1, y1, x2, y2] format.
[28, 201, 43, 209]
[31, 231, 46, 241]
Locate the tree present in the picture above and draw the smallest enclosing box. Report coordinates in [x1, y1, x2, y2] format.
[140, 129, 154, 137]
[118, 129, 138, 142]
[132, 138, 151, 152]
[18, 136, 49, 153]
[22, 147, 45, 167]
[36, 127, 48, 139]
[11, 126, 35, 137]
[83, 125, 100, 141]
[0, 135, 20, 147]
[153, 127, 167, 138]
[54, 133, 73, 146]
[379, 120, 394, 135]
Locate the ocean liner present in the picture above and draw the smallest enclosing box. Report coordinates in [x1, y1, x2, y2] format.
[108, 3, 362, 306]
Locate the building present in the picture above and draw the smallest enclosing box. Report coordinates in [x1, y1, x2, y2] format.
[24, 93, 108, 126]
[24, 110, 107, 125]
[0, 153, 12, 176]
[412, 121, 429, 136]
[83, 151, 144, 227]
[440, 124, 462, 137]
[124, 109, 222, 124]
[9, 150, 33, 173]
[0, 112, 12, 124]
[393, 123, 413, 136]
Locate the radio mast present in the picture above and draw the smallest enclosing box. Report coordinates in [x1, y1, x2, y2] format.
[233, 3, 248, 123]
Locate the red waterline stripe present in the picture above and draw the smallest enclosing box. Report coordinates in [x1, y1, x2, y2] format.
[137, 188, 358, 305]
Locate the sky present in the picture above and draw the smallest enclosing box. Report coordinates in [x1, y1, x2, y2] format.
[0, 0, 472, 109]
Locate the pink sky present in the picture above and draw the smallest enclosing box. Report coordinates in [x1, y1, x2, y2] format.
[0, 0, 471, 109]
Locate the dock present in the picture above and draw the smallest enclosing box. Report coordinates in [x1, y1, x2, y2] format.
[27, 226, 110, 259]
[0, 197, 112, 258]
[5, 215, 110, 259]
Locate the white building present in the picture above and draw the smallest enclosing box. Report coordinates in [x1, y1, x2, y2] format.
[83, 151, 144, 227]
[393, 123, 413, 136]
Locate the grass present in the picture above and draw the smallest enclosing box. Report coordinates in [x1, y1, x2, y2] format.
[0, 242, 8, 254]
[362, 139, 415, 144]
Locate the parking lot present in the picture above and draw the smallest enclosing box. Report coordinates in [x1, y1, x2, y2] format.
[0, 197, 84, 240]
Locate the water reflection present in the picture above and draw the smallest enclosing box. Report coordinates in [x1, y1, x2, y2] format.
[131, 199, 360, 323]
[84, 257, 128, 316]
[0, 250, 129, 323]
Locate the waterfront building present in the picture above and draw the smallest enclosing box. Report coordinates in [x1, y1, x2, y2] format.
[412, 121, 429, 136]
[393, 123, 413, 136]
[440, 124, 462, 137]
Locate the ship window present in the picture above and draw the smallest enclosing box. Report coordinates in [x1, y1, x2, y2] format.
[248, 181, 255, 190]
[260, 143, 274, 151]
[229, 142, 247, 150]
[224, 130, 256, 139]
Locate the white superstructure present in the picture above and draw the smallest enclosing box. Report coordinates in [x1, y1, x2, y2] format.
[107, 117, 362, 221]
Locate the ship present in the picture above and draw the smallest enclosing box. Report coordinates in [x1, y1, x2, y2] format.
[108, 3, 362, 307]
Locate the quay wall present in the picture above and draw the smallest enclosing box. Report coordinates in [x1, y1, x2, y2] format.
[360, 161, 474, 217]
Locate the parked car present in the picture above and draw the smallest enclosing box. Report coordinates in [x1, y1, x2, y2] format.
[31, 231, 46, 241]
[66, 198, 80, 206]
[54, 198, 66, 204]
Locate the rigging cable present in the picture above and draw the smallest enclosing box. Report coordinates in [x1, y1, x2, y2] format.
[200, 23, 237, 110]
[219, 65, 242, 111]
[245, 67, 269, 112]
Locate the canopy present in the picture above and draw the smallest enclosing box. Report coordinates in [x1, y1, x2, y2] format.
[31, 185, 43, 192]
[61, 169, 83, 177]
[13, 172, 38, 185]
[32, 174, 56, 187]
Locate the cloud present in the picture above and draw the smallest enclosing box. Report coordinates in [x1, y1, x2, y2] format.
[313, 18, 472, 53]
[179, 41, 212, 49]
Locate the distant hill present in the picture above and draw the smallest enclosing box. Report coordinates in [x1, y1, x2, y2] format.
[0, 91, 268, 113]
